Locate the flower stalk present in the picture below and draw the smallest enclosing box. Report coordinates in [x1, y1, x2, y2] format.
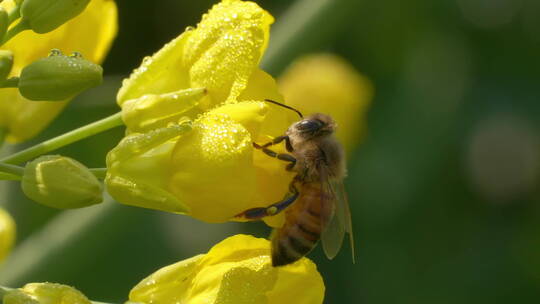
[0, 162, 23, 177]
[1, 112, 123, 165]
[0, 77, 18, 88]
[0, 127, 6, 148]
[0, 19, 28, 45]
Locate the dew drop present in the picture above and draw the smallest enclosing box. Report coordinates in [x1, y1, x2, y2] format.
[70, 51, 83, 58]
[141, 56, 152, 65]
[49, 49, 62, 57]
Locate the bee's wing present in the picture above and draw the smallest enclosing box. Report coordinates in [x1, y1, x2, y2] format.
[320, 172, 355, 262]
[334, 179, 355, 263]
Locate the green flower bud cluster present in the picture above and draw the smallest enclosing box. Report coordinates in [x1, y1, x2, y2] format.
[21, 155, 103, 209]
[18, 49, 103, 101]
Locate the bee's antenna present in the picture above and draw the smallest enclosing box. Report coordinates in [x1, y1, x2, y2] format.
[264, 99, 303, 118]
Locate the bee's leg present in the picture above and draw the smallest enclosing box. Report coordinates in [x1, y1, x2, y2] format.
[236, 182, 299, 220]
[257, 135, 287, 147]
[285, 136, 293, 152]
[254, 135, 294, 152]
[253, 143, 296, 171]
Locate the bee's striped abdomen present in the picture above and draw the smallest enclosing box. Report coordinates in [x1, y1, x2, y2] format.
[271, 183, 332, 266]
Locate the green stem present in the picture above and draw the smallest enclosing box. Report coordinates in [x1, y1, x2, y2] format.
[1, 19, 29, 45]
[0, 172, 20, 180]
[0, 162, 23, 177]
[0, 77, 19, 88]
[1, 112, 124, 165]
[0, 127, 6, 150]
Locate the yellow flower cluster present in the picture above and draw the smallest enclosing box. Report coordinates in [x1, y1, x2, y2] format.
[129, 235, 324, 304]
[1, 236, 323, 304]
[106, 0, 297, 227]
[106, 0, 373, 228]
[0, 0, 117, 142]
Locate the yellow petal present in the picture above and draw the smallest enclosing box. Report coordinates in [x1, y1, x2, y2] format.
[266, 261, 325, 304]
[238, 68, 284, 104]
[278, 53, 373, 153]
[118, 0, 273, 118]
[235, 69, 299, 227]
[0, 207, 16, 262]
[169, 112, 256, 222]
[117, 31, 192, 105]
[121, 87, 206, 133]
[167, 101, 295, 224]
[185, 0, 274, 107]
[129, 235, 324, 304]
[210, 100, 268, 139]
[0, 0, 117, 142]
[129, 254, 204, 304]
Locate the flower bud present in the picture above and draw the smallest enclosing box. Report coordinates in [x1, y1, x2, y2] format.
[18, 50, 103, 101]
[3, 283, 91, 304]
[20, 0, 91, 34]
[0, 50, 13, 80]
[0, 207, 16, 262]
[21, 155, 103, 209]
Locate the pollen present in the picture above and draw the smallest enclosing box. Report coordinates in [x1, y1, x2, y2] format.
[266, 206, 278, 215]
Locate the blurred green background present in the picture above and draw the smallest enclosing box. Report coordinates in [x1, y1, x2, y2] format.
[2, 0, 540, 303]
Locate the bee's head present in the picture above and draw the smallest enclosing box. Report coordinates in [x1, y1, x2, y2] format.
[293, 113, 336, 138]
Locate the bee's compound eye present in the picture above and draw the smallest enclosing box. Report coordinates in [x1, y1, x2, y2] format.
[297, 119, 322, 132]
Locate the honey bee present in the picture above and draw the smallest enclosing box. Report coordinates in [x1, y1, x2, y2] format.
[236, 99, 355, 267]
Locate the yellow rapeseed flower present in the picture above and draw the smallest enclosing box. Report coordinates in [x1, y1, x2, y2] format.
[106, 0, 296, 226]
[0, 0, 117, 142]
[129, 234, 324, 304]
[0, 207, 15, 262]
[278, 53, 373, 153]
